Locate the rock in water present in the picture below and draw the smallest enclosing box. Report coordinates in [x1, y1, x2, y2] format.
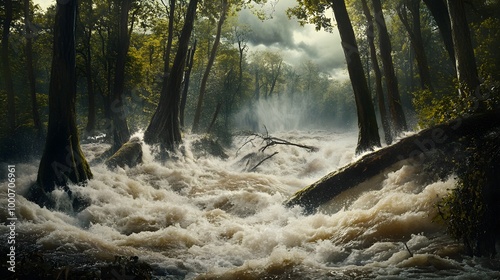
[105, 137, 143, 168]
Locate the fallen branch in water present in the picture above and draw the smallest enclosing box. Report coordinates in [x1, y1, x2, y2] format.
[237, 126, 318, 155]
[250, 152, 279, 171]
[258, 136, 318, 153]
[235, 127, 319, 172]
[403, 242, 413, 257]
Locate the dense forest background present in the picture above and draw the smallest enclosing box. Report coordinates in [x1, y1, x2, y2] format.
[1, 0, 499, 161]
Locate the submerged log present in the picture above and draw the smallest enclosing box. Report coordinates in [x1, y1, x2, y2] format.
[285, 110, 500, 214]
[105, 137, 143, 168]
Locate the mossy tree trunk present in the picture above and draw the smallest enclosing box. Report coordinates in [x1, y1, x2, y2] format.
[144, 0, 198, 152]
[329, 0, 381, 154]
[34, 0, 92, 206]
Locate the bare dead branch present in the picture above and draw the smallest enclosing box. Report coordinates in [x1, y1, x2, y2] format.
[250, 152, 279, 171]
[259, 136, 318, 153]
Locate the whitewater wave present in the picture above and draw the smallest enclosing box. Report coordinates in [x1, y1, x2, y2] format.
[1, 131, 499, 279]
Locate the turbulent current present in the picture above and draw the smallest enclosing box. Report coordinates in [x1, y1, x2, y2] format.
[1, 130, 500, 279]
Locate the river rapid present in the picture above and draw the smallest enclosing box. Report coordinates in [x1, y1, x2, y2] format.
[1, 130, 500, 279]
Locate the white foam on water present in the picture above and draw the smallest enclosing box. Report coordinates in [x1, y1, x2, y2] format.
[1, 130, 499, 279]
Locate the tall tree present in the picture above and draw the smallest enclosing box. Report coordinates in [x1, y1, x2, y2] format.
[446, 0, 481, 97]
[163, 0, 175, 79]
[397, 0, 434, 93]
[372, 0, 407, 135]
[24, 0, 43, 137]
[422, 0, 455, 66]
[180, 40, 197, 127]
[361, 0, 392, 144]
[288, 0, 381, 153]
[1, 0, 16, 132]
[144, 0, 198, 151]
[32, 0, 92, 206]
[192, 0, 228, 133]
[329, 0, 381, 153]
[79, 0, 97, 134]
[265, 51, 283, 97]
[111, 0, 133, 150]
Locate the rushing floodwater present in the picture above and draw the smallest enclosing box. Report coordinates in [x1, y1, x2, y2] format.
[1, 130, 500, 279]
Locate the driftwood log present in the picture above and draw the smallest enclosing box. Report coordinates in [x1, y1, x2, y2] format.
[285, 110, 500, 214]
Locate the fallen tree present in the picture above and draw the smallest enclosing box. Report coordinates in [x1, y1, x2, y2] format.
[235, 129, 318, 172]
[285, 109, 500, 214]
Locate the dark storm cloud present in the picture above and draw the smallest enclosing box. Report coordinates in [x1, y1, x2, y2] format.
[237, 0, 347, 79]
[238, 7, 297, 48]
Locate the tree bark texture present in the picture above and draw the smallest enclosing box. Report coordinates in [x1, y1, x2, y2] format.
[446, 0, 481, 96]
[329, 0, 381, 154]
[361, 0, 392, 145]
[372, 0, 407, 135]
[285, 110, 500, 214]
[35, 0, 92, 204]
[144, 0, 198, 151]
[192, 0, 228, 133]
[2, 0, 16, 132]
[111, 0, 133, 151]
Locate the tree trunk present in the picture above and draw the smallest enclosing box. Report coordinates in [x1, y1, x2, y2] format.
[31, 0, 93, 207]
[24, 0, 43, 137]
[180, 40, 197, 128]
[329, 0, 381, 154]
[398, 0, 434, 93]
[207, 102, 222, 134]
[2, 0, 16, 133]
[285, 110, 500, 214]
[446, 0, 481, 97]
[111, 0, 132, 151]
[254, 69, 260, 100]
[268, 61, 282, 96]
[372, 0, 407, 135]
[361, 0, 392, 145]
[422, 0, 455, 67]
[144, 0, 198, 152]
[192, 0, 228, 133]
[83, 15, 96, 134]
[163, 0, 176, 80]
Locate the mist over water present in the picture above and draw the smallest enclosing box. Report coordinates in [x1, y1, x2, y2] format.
[1, 128, 500, 278]
[234, 94, 345, 133]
